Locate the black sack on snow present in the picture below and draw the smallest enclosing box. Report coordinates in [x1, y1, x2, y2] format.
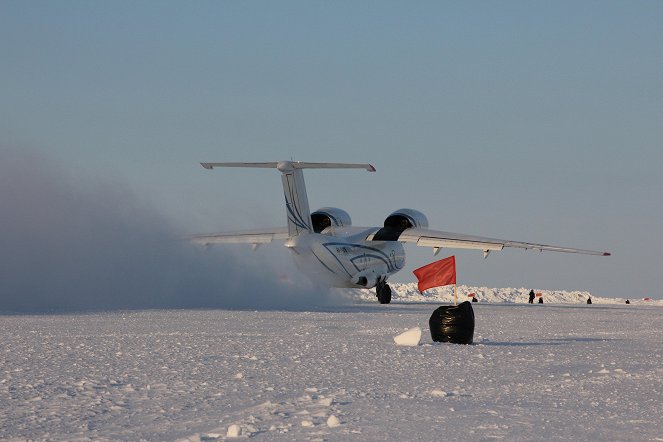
[429, 301, 475, 344]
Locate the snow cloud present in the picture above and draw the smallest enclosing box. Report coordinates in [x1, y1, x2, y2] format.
[0, 148, 334, 312]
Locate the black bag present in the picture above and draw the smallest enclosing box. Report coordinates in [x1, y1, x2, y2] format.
[429, 301, 475, 344]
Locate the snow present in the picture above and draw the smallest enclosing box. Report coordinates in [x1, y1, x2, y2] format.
[349, 283, 663, 306]
[1, 293, 662, 440]
[226, 424, 241, 437]
[326, 415, 341, 428]
[393, 327, 422, 346]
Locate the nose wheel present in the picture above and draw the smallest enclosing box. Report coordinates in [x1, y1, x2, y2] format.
[376, 280, 392, 304]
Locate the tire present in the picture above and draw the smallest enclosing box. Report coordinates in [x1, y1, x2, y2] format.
[377, 284, 392, 304]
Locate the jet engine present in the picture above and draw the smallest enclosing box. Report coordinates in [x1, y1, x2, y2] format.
[383, 208, 429, 229]
[372, 208, 429, 241]
[311, 207, 352, 233]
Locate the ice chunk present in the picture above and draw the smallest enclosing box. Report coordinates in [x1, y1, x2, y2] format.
[393, 327, 422, 346]
[327, 415, 341, 428]
[430, 389, 448, 398]
[226, 424, 241, 437]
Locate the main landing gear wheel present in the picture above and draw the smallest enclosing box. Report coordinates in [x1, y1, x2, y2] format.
[376, 282, 392, 304]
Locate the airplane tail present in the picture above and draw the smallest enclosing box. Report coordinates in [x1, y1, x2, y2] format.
[201, 161, 375, 237]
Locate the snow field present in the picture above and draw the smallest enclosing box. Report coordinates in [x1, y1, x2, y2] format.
[0, 301, 661, 440]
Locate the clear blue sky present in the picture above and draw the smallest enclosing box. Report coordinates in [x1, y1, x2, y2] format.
[2, 1, 662, 300]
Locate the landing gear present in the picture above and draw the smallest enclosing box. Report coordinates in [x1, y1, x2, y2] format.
[376, 280, 392, 304]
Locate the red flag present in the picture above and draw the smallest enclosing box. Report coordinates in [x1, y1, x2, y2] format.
[413, 256, 456, 293]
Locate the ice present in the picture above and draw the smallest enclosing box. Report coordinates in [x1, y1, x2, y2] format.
[393, 326, 422, 346]
[226, 424, 241, 437]
[326, 415, 341, 428]
[430, 389, 448, 398]
[0, 302, 661, 440]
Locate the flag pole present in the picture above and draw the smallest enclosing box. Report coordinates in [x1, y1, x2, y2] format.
[454, 283, 457, 306]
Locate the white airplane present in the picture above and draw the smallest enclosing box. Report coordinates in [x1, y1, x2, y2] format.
[191, 161, 610, 304]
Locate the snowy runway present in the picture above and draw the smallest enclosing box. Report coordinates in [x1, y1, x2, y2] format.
[1, 302, 661, 440]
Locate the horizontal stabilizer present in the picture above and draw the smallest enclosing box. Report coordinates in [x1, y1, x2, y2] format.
[201, 162, 278, 170]
[201, 161, 376, 172]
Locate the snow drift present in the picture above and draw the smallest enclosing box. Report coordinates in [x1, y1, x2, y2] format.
[347, 283, 661, 305]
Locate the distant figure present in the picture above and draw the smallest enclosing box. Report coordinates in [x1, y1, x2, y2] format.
[586, 297, 592, 305]
[528, 290, 535, 304]
[626, 299, 630, 304]
[471, 297, 478, 302]
[538, 297, 544, 304]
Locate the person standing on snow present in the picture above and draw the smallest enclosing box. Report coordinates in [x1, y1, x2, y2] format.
[528, 289, 535, 304]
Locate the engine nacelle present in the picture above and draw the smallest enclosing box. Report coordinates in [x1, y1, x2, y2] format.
[383, 208, 429, 229]
[311, 207, 352, 233]
[371, 208, 429, 241]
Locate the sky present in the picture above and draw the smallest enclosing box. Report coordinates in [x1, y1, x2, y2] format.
[1, 1, 662, 309]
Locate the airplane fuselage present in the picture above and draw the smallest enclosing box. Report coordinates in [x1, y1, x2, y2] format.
[286, 227, 406, 289]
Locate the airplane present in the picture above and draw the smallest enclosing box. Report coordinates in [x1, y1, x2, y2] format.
[190, 161, 610, 304]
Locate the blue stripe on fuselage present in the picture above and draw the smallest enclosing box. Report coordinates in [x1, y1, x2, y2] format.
[322, 242, 402, 274]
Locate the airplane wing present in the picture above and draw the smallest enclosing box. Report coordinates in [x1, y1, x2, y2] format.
[189, 228, 289, 245]
[368, 227, 611, 257]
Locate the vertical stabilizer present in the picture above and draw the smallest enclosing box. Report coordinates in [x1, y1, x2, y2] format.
[201, 160, 375, 237]
[281, 167, 313, 236]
